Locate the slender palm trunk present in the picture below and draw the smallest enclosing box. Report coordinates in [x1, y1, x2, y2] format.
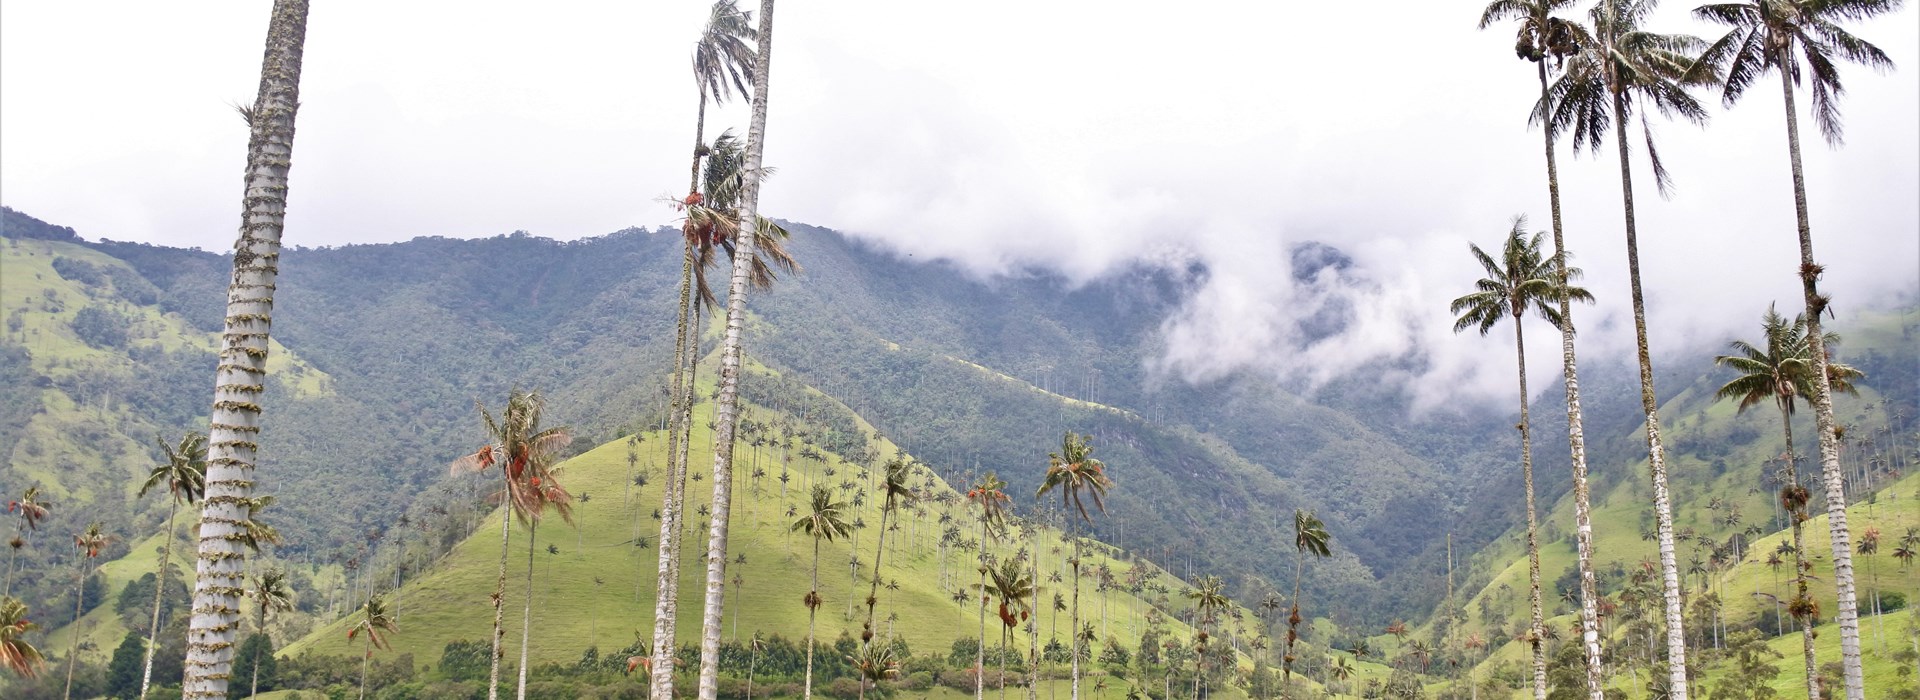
[864, 505, 891, 644]
[65, 559, 86, 700]
[1609, 90, 1690, 698]
[695, 2, 780, 696]
[141, 498, 180, 699]
[979, 519, 989, 700]
[516, 523, 537, 700]
[1529, 57, 1573, 700]
[805, 538, 820, 700]
[1778, 403, 1819, 699]
[358, 637, 371, 700]
[181, 3, 307, 697]
[1029, 537, 1041, 700]
[1512, 313, 1549, 700]
[650, 259, 695, 699]
[1069, 536, 1082, 700]
[488, 487, 511, 700]
[650, 80, 711, 700]
[1598, 80, 1655, 700]
[1283, 555, 1304, 699]
[1779, 63, 1864, 700]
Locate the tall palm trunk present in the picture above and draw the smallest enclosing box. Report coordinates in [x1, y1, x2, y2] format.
[978, 519, 989, 700]
[65, 559, 85, 700]
[487, 480, 511, 700]
[1537, 57, 1608, 699]
[1069, 535, 1082, 700]
[516, 523, 537, 700]
[1029, 537, 1041, 700]
[1283, 552, 1304, 698]
[1779, 62, 1864, 700]
[1601, 81, 1665, 700]
[650, 266, 695, 699]
[1610, 93, 1689, 699]
[141, 498, 179, 699]
[805, 538, 820, 700]
[1511, 306, 1549, 700]
[358, 637, 371, 700]
[182, 3, 307, 697]
[1777, 402, 1819, 699]
[864, 505, 891, 643]
[250, 639, 264, 699]
[695, 3, 780, 697]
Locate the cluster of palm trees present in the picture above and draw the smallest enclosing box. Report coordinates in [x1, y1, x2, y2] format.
[1463, 0, 1900, 698]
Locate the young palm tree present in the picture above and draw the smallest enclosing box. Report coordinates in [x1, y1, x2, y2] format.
[863, 458, 919, 644]
[792, 485, 851, 700]
[66, 522, 109, 700]
[1693, 5, 1899, 695]
[1037, 433, 1112, 700]
[1714, 305, 1861, 698]
[247, 569, 294, 699]
[347, 595, 397, 700]
[182, 2, 309, 696]
[847, 643, 900, 700]
[1281, 510, 1330, 697]
[1449, 218, 1593, 699]
[450, 389, 572, 700]
[655, 6, 756, 693]
[0, 596, 44, 678]
[1548, 4, 1713, 695]
[5, 485, 52, 596]
[968, 473, 1011, 700]
[137, 432, 207, 700]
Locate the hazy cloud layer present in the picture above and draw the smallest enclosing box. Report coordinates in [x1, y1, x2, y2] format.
[3, 1, 1914, 410]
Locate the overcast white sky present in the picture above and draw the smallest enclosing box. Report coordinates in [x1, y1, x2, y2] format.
[3, 1, 1916, 408]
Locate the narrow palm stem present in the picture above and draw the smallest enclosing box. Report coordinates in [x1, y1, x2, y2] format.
[141, 498, 179, 700]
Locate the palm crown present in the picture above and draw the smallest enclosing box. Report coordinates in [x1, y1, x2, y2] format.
[1714, 304, 1862, 414]
[0, 596, 43, 678]
[140, 433, 208, 505]
[676, 130, 802, 309]
[451, 389, 575, 526]
[692, 0, 756, 107]
[1038, 432, 1111, 523]
[1293, 510, 1331, 559]
[792, 485, 853, 543]
[1450, 216, 1595, 335]
[1546, 0, 1715, 194]
[348, 595, 398, 651]
[6, 486, 51, 532]
[251, 569, 295, 628]
[1693, 0, 1899, 144]
[1479, 0, 1583, 65]
[966, 472, 1011, 534]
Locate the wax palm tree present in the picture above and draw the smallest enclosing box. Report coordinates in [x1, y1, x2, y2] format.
[1694, 4, 1899, 695]
[1281, 510, 1330, 696]
[847, 643, 900, 700]
[1185, 575, 1230, 698]
[1449, 218, 1593, 699]
[246, 569, 293, 699]
[136, 432, 206, 700]
[66, 522, 109, 700]
[693, 0, 788, 696]
[655, 4, 754, 693]
[348, 595, 397, 700]
[1480, 4, 1607, 698]
[1715, 305, 1860, 697]
[5, 485, 52, 596]
[450, 389, 572, 700]
[1038, 433, 1111, 700]
[968, 473, 1011, 700]
[511, 461, 572, 700]
[979, 554, 1036, 700]
[1548, 5, 1713, 696]
[863, 457, 919, 645]
[0, 596, 43, 678]
[180, 2, 309, 695]
[792, 485, 851, 700]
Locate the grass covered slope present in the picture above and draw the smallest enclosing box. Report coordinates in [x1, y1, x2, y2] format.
[283, 380, 1239, 671]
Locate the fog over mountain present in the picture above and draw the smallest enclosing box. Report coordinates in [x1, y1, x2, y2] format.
[3, 0, 1914, 412]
